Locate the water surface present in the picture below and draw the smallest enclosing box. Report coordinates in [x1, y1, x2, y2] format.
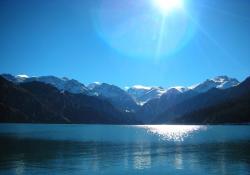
[0, 124, 250, 174]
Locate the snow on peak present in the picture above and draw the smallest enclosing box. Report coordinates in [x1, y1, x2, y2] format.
[16, 74, 29, 79]
[87, 82, 102, 90]
[93, 81, 102, 85]
[131, 85, 152, 90]
[168, 86, 189, 93]
[189, 75, 239, 93]
[212, 75, 230, 83]
[15, 74, 30, 83]
[127, 85, 167, 105]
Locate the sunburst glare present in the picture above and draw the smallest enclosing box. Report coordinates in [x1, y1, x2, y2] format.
[153, 0, 183, 15]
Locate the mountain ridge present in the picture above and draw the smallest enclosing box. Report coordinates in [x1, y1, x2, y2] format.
[1, 73, 248, 125]
[1, 73, 240, 107]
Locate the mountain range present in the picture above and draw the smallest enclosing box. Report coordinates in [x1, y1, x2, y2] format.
[0, 73, 249, 124]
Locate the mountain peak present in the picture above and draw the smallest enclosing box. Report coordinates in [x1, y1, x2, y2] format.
[168, 86, 189, 93]
[127, 86, 166, 105]
[87, 82, 103, 90]
[87, 82, 138, 111]
[190, 75, 239, 93]
[210, 75, 235, 83]
[1, 74, 89, 94]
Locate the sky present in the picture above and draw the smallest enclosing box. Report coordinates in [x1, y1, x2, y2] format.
[0, 0, 249, 88]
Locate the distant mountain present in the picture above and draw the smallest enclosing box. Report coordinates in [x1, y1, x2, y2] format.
[1, 74, 139, 112]
[88, 82, 139, 112]
[135, 76, 240, 123]
[0, 76, 138, 124]
[190, 76, 239, 93]
[127, 85, 166, 105]
[153, 76, 250, 124]
[136, 88, 198, 123]
[1, 74, 89, 95]
[128, 76, 239, 107]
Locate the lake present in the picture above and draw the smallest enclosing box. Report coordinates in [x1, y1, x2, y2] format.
[0, 124, 250, 175]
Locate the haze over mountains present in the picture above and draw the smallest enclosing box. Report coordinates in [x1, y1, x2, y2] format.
[0, 73, 249, 124]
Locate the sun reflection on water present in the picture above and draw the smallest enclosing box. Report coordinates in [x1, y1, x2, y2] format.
[139, 125, 206, 142]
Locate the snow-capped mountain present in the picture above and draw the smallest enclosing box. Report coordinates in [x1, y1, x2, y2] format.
[87, 82, 102, 90]
[1, 73, 250, 124]
[1, 74, 240, 110]
[30, 76, 89, 94]
[1, 74, 30, 83]
[132, 76, 240, 123]
[127, 85, 191, 105]
[127, 85, 166, 105]
[16, 74, 29, 82]
[1, 74, 89, 94]
[189, 76, 239, 93]
[127, 85, 152, 100]
[124, 75, 239, 105]
[88, 82, 139, 112]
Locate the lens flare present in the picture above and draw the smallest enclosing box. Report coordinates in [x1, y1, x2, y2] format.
[93, 0, 196, 59]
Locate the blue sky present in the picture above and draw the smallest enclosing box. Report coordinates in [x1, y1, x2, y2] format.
[0, 0, 249, 88]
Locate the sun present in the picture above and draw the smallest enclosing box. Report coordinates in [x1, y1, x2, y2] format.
[153, 0, 183, 15]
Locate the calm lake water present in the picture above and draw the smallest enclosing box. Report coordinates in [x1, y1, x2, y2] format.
[0, 124, 250, 175]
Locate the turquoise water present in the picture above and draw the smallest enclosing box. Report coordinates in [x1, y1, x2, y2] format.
[0, 124, 250, 175]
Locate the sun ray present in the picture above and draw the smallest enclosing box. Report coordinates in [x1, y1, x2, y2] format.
[185, 12, 230, 58]
[184, 10, 246, 73]
[155, 15, 167, 61]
